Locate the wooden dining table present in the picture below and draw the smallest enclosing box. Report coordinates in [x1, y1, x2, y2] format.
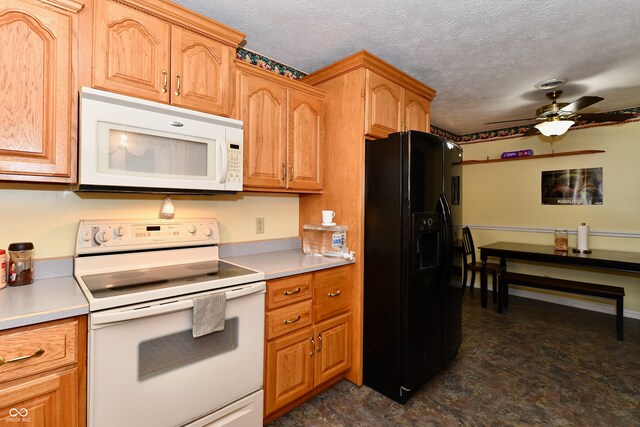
[478, 241, 640, 308]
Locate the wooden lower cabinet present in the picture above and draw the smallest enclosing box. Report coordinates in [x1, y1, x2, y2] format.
[312, 313, 350, 386]
[0, 368, 79, 426]
[265, 327, 314, 414]
[264, 267, 351, 421]
[0, 316, 86, 426]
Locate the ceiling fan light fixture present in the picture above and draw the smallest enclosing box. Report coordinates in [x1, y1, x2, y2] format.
[534, 118, 575, 137]
[534, 78, 567, 91]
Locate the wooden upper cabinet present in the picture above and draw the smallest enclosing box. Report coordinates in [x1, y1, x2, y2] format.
[93, 0, 171, 103]
[170, 27, 233, 115]
[288, 90, 323, 191]
[365, 70, 403, 138]
[235, 61, 325, 193]
[239, 70, 288, 188]
[404, 90, 431, 133]
[0, 0, 83, 183]
[90, 0, 244, 116]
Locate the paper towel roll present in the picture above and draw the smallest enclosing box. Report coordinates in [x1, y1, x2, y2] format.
[577, 224, 590, 251]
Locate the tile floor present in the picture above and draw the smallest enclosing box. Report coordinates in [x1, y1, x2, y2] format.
[267, 290, 640, 426]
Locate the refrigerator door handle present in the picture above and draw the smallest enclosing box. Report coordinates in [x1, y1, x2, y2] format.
[438, 194, 454, 292]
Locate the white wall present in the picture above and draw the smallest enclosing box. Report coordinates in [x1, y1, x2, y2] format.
[0, 186, 299, 259]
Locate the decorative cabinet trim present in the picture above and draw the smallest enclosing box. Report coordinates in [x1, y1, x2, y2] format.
[40, 0, 84, 13]
[108, 0, 244, 47]
[303, 50, 436, 101]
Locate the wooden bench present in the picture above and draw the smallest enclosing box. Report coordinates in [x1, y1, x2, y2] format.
[498, 271, 625, 340]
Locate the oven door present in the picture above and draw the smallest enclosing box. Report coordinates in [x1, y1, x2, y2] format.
[88, 282, 265, 427]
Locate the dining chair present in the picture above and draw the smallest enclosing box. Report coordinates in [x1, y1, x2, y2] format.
[461, 227, 502, 302]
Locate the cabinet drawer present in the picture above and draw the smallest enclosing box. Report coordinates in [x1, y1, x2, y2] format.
[266, 274, 313, 310]
[266, 300, 313, 340]
[314, 267, 351, 322]
[0, 318, 79, 384]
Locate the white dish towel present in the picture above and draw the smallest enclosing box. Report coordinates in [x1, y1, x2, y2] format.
[192, 292, 226, 338]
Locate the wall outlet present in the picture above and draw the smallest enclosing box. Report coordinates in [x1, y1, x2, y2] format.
[256, 217, 264, 234]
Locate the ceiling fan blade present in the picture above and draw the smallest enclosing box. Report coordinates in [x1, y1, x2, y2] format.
[522, 126, 539, 136]
[577, 112, 634, 122]
[558, 96, 603, 113]
[484, 117, 537, 125]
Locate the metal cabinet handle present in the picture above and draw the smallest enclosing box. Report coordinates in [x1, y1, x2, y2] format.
[283, 315, 301, 325]
[174, 73, 181, 96]
[310, 337, 315, 356]
[0, 348, 45, 366]
[281, 163, 286, 181]
[316, 333, 323, 352]
[288, 164, 293, 182]
[161, 70, 168, 93]
[283, 287, 301, 296]
[328, 290, 341, 297]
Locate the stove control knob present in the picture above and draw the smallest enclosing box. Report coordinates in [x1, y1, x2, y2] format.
[204, 227, 212, 237]
[114, 226, 127, 238]
[94, 228, 111, 244]
[82, 228, 92, 242]
[187, 224, 197, 234]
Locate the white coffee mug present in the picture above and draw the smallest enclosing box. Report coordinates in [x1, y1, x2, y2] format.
[322, 210, 336, 224]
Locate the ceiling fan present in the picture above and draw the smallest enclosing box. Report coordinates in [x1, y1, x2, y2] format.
[486, 90, 635, 137]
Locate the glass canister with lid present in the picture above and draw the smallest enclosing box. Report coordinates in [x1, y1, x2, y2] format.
[8, 242, 35, 286]
[554, 229, 569, 252]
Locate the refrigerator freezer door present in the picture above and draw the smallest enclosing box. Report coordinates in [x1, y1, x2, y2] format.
[402, 212, 442, 393]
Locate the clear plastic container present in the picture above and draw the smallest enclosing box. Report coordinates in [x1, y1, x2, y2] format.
[8, 242, 34, 286]
[302, 224, 348, 258]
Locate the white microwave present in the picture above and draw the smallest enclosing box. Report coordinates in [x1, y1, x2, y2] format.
[77, 87, 243, 194]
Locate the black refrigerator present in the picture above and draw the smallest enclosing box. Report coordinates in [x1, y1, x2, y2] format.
[363, 130, 462, 403]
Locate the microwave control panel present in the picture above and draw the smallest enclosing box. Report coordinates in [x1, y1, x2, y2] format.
[226, 143, 242, 185]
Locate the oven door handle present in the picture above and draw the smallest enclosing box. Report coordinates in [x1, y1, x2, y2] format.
[90, 282, 266, 326]
[91, 299, 194, 326]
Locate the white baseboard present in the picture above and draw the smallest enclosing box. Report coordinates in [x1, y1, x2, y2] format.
[474, 283, 640, 320]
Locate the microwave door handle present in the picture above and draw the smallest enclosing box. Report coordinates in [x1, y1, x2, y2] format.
[216, 141, 228, 183]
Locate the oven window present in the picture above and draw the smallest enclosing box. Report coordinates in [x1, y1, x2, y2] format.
[138, 317, 239, 381]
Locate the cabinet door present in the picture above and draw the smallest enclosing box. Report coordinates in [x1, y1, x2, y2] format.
[93, 0, 171, 103]
[314, 313, 351, 386]
[265, 327, 314, 415]
[170, 27, 233, 116]
[404, 90, 431, 133]
[0, 1, 76, 181]
[238, 71, 288, 188]
[0, 368, 78, 426]
[288, 89, 323, 191]
[364, 70, 403, 138]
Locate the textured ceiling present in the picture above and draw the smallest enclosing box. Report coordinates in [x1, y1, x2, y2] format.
[174, 0, 640, 135]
